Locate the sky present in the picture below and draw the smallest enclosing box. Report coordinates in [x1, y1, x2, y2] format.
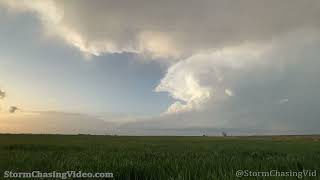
[0, 0, 320, 135]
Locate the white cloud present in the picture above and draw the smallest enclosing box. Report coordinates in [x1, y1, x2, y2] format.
[156, 43, 269, 113]
[156, 70, 211, 114]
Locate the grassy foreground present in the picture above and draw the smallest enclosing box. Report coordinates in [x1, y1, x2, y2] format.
[0, 134, 319, 179]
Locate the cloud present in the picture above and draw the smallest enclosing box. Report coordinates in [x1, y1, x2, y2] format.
[1, 0, 320, 58]
[156, 42, 269, 113]
[155, 69, 211, 114]
[1, 0, 320, 135]
[0, 90, 5, 99]
[1, 1, 319, 113]
[127, 30, 320, 133]
[0, 111, 114, 134]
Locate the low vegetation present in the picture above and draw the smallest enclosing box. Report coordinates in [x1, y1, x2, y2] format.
[0, 134, 319, 179]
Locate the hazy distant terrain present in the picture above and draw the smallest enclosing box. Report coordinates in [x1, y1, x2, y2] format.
[0, 134, 319, 179]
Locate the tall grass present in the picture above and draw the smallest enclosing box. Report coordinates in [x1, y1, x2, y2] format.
[0, 135, 319, 179]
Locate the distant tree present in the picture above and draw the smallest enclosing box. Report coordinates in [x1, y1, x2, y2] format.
[0, 90, 5, 99]
[222, 131, 227, 137]
[9, 106, 18, 113]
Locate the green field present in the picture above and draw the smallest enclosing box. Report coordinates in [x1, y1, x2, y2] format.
[0, 134, 319, 179]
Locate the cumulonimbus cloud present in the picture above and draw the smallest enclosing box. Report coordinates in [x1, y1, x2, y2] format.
[123, 31, 320, 132]
[1, 0, 320, 115]
[155, 43, 270, 113]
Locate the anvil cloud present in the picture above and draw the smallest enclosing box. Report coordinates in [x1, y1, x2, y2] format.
[1, 0, 320, 134]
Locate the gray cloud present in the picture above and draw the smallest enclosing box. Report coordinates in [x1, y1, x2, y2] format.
[56, 0, 320, 56]
[1, 0, 320, 57]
